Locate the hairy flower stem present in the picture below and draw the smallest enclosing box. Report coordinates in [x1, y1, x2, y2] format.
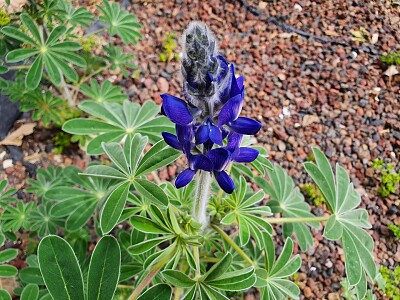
[193, 170, 212, 229]
[266, 216, 329, 224]
[127, 259, 167, 300]
[192, 171, 211, 278]
[212, 225, 254, 266]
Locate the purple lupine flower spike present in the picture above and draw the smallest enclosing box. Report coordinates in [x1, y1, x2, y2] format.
[161, 21, 261, 193]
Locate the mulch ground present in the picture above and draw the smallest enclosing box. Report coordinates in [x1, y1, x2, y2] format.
[0, 0, 399, 299]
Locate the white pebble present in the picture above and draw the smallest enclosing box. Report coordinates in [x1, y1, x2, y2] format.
[3, 159, 13, 169]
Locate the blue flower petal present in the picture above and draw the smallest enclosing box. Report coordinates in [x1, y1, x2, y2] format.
[226, 132, 243, 153]
[236, 76, 244, 91]
[175, 168, 196, 188]
[207, 148, 230, 172]
[192, 154, 212, 172]
[176, 124, 192, 144]
[195, 125, 209, 144]
[218, 94, 244, 127]
[234, 147, 259, 163]
[162, 132, 182, 150]
[161, 94, 193, 125]
[214, 171, 234, 194]
[228, 117, 262, 135]
[230, 64, 242, 96]
[209, 125, 223, 146]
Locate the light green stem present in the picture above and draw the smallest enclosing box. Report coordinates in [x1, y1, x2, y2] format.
[83, 26, 108, 37]
[6, 65, 30, 70]
[212, 225, 254, 266]
[266, 216, 329, 224]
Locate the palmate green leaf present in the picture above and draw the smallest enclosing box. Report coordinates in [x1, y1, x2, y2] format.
[103, 45, 137, 77]
[27, 166, 65, 199]
[136, 284, 172, 300]
[1, 201, 35, 232]
[2, 13, 85, 89]
[87, 236, 121, 300]
[98, 0, 142, 45]
[29, 202, 64, 237]
[38, 236, 84, 300]
[221, 176, 271, 247]
[19, 91, 66, 127]
[81, 79, 128, 103]
[44, 166, 114, 231]
[63, 100, 173, 155]
[304, 148, 376, 294]
[58, 2, 94, 27]
[255, 163, 318, 251]
[81, 135, 175, 233]
[255, 236, 301, 300]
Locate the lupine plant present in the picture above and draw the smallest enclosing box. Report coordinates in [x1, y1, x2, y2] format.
[0, 17, 379, 300]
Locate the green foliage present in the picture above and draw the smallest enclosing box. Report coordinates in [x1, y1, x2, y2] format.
[163, 253, 256, 299]
[0, 0, 142, 130]
[63, 100, 174, 154]
[159, 32, 179, 62]
[80, 79, 128, 103]
[256, 163, 319, 251]
[371, 159, 400, 197]
[380, 51, 400, 65]
[388, 224, 400, 238]
[300, 183, 325, 206]
[220, 176, 272, 247]
[0, 180, 17, 205]
[53, 132, 72, 154]
[3, 13, 85, 89]
[0, 7, 10, 26]
[38, 235, 120, 300]
[305, 148, 376, 298]
[255, 236, 301, 300]
[83, 134, 180, 233]
[103, 45, 138, 78]
[28, 201, 64, 237]
[1, 200, 35, 232]
[379, 266, 400, 299]
[20, 91, 66, 126]
[97, 0, 142, 45]
[0, 248, 18, 278]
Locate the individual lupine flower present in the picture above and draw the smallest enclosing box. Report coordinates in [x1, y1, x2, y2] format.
[162, 131, 212, 188]
[206, 133, 259, 193]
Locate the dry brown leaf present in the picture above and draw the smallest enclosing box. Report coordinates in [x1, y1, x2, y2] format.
[302, 115, 320, 127]
[325, 30, 339, 37]
[351, 27, 370, 42]
[383, 65, 399, 77]
[0, 123, 36, 146]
